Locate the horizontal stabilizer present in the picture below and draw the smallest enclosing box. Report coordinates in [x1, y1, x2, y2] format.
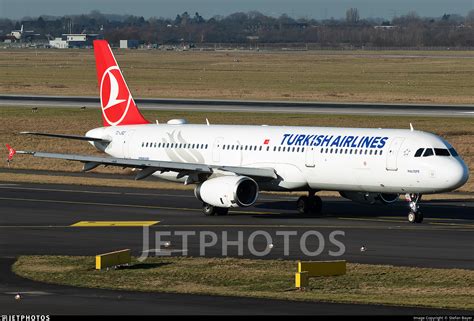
[20, 132, 111, 143]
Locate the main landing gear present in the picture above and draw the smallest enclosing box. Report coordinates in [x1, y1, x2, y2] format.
[405, 193, 423, 223]
[202, 203, 229, 216]
[296, 191, 323, 215]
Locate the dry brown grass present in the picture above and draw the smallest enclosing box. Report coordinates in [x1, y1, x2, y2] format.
[1, 49, 474, 104]
[13, 255, 474, 310]
[0, 107, 473, 192]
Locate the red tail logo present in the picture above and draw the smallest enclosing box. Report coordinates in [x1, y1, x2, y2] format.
[93, 40, 149, 127]
[6, 144, 16, 161]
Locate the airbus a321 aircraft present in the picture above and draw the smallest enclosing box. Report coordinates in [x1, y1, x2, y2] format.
[8, 40, 469, 223]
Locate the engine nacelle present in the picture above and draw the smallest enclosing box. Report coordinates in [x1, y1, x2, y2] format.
[378, 193, 399, 204]
[195, 176, 259, 208]
[339, 192, 399, 205]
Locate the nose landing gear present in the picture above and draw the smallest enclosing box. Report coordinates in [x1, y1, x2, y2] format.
[405, 193, 423, 223]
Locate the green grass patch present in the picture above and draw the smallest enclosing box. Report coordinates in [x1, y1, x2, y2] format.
[1, 49, 474, 104]
[13, 255, 474, 310]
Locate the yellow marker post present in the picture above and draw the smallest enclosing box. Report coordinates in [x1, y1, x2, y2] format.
[96, 249, 131, 270]
[295, 271, 309, 288]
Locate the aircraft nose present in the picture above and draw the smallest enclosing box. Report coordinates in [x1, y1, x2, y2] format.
[448, 159, 469, 190]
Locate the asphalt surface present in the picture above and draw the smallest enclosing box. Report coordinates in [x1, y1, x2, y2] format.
[0, 182, 473, 314]
[1, 94, 474, 117]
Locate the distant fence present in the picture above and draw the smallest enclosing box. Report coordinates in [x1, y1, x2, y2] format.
[2, 42, 474, 51]
[193, 43, 474, 51]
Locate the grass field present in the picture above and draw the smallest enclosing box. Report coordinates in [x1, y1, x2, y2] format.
[13, 255, 474, 310]
[0, 106, 472, 193]
[1, 49, 474, 104]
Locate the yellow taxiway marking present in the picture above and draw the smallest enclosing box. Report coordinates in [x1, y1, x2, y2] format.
[0, 196, 201, 212]
[338, 217, 406, 223]
[71, 221, 160, 227]
[0, 223, 470, 232]
[0, 197, 275, 215]
[338, 217, 474, 228]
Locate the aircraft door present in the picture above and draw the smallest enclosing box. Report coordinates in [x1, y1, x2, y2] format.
[386, 137, 405, 171]
[305, 146, 315, 167]
[122, 130, 135, 159]
[212, 137, 224, 163]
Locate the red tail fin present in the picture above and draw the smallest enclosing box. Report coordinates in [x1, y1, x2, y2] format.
[6, 144, 16, 161]
[93, 40, 149, 127]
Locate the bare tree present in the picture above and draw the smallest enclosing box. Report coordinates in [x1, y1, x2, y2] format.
[346, 8, 360, 24]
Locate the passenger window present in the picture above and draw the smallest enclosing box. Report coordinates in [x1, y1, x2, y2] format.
[423, 148, 434, 157]
[434, 148, 450, 156]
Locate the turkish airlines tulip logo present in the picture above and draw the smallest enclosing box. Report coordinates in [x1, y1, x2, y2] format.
[100, 66, 131, 126]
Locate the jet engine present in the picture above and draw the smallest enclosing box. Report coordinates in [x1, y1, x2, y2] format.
[339, 192, 399, 205]
[195, 176, 259, 208]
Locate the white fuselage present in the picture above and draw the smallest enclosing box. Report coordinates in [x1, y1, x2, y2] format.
[87, 123, 469, 194]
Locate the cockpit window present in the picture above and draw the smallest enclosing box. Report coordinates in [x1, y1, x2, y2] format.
[423, 148, 434, 157]
[414, 148, 424, 157]
[434, 148, 450, 156]
[449, 148, 459, 157]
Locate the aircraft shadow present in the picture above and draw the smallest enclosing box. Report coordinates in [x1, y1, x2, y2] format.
[253, 200, 474, 221]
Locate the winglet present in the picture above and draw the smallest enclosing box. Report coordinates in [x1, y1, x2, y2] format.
[6, 144, 16, 162]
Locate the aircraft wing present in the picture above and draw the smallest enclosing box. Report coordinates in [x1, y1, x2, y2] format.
[16, 150, 277, 180]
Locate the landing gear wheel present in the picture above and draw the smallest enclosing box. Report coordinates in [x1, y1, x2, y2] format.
[216, 207, 229, 216]
[415, 211, 423, 223]
[405, 193, 423, 224]
[296, 195, 323, 215]
[297, 196, 309, 214]
[408, 210, 423, 223]
[311, 195, 323, 214]
[203, 203, 217, 216]
[202, 203, 229, 216]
